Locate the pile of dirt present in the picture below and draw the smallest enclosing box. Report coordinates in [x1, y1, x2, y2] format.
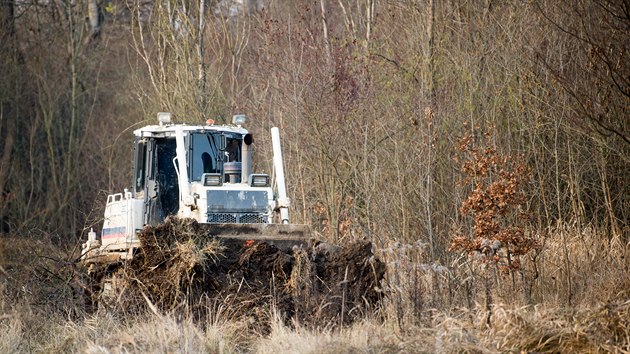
[91, 218, 385, 329]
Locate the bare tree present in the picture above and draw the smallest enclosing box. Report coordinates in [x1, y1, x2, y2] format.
[0, 0, 21, 233]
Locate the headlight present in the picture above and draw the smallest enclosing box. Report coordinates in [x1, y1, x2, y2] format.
[249, 174, 269, 187]
[203, 173, 222, 186]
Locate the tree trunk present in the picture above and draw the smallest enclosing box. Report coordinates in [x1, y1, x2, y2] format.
[85, 0, 103, 44]
[0, 0, 18, 229]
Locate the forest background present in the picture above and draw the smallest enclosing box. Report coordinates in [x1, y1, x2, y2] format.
[0, 0, 628, 352]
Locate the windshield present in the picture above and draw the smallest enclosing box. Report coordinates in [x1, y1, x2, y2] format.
[190, 132, 242, 181]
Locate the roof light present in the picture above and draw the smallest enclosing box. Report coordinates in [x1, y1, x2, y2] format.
[157, 112, 172, 125]
[206, 118, 215, 126]
[232, 114, 246, 127]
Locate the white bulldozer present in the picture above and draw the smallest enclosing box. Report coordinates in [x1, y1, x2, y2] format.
[77, 113, 384, 320]
[81, 112, 309, 267]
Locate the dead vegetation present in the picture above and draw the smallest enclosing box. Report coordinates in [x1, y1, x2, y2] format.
[88, 217, 385, 331]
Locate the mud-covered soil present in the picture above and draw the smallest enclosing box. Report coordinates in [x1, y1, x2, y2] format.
[87, 218, 385, 329]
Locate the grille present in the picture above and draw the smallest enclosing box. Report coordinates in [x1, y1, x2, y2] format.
[206, 213, 268, 224]
[239, 214, 268, 224]
[207, 213, 237, 223]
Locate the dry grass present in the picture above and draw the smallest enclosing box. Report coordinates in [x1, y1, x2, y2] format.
[78, 314, 240, 354]
[0, 312, 22, 353]
[256, 316, 407, 353]
[1, 312, 242, 353]
[1, 223, 629, 353]
[534, 223, 630, 306]
[1, 298, 628, 353]
[257, 299, 630, 353]
[485, 301, 630, 353]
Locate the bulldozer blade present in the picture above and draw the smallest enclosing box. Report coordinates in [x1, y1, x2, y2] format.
[198, 223, 311, 251]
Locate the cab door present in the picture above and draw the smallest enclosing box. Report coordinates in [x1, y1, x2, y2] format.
[141, 137, 180, 225]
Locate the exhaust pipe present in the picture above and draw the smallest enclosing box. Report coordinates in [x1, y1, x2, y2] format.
[241, 134, 253, 183]
[271, 127, 289, 224]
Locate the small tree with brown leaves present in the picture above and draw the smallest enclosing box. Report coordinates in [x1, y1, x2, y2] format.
[450, 127, 540, 325]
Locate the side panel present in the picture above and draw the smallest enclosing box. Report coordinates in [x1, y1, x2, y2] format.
[101, 193, 143, 250]
[128, 198, 144, 244]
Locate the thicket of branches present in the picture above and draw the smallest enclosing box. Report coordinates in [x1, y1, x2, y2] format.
[0, 0, 628, 311]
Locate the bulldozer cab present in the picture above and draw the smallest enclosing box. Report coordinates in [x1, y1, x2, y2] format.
[134, 131, 245, 226]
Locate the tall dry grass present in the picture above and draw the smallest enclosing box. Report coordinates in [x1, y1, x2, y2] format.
[380, 222, 629, 316]
[535, 222, 630, 306]
[2, 224, 628, 353]
[2, 300, 627, 353]
[0, 310, 243, 353]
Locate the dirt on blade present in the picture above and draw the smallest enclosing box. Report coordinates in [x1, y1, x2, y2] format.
[96, 217, 385, 329]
